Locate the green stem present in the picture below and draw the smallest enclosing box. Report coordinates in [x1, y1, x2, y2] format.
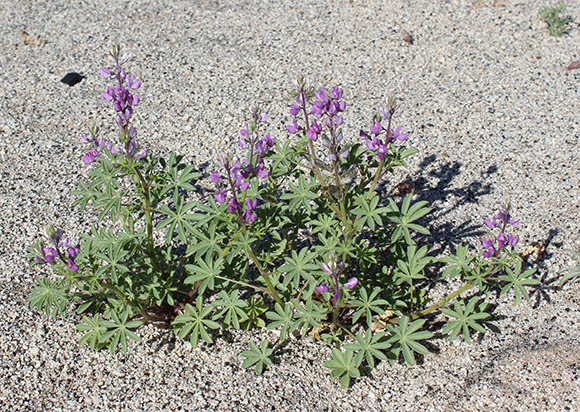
[246, 247, 284, 307]
[214, 274, 270, 294]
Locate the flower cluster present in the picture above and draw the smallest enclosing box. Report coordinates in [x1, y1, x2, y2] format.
[212, 108, 274, 224]
[98, 44, 146, 160]
[481, 202, 520, 258]
[315, 254, 358, 305]
[35, 227, 80, 271]
[80, 125, 119, 164]
[360, 97, 408, 160]
[287, 78, 350, 161]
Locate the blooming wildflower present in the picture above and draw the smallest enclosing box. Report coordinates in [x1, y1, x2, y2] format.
[214, 189, 228, 204]
[343, 277, 358, 289]
[316, 282, 330, 294]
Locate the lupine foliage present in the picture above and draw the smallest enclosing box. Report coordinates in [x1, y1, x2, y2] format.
[28, 45, 545, 388]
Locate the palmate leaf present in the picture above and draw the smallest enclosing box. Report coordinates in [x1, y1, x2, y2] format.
[29, 278, 69, 318]
[499, 259, 539, 305]
[393, 244, 431, 287]
[241, 339, 273, 375]
[94, 185, 124, 223]
[439, 243, 474, 279]
[95, 243, 130, 283]
[441, 297, 491, 343]
[100, 310, 142, 353]
[310, 214, 340, 237]
[345, 328, 390, 369]
[387, 194, 431, 244]
[278, 247, 319, 290]
[184, 256, 224, 295]
[280, 175, 318, 213]
[212, 289, 248, 330]
[266, 303, 295, 340]
[158, 152, 202, 197]
[387, 316, 433, 366]
[324, 349, 361, 389]
[349, 286, 388, 325]
[241, 296, 268, 330]
[291, 299, 326, 338]
[76, 314, 108, 350]
[157, 192, 198, 243]
[186, 221, 225, 260]
[352, 193, 389, 230]
[173, 296, 220, 348]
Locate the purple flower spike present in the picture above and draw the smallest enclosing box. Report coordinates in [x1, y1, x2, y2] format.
[343, 277, 358, 289]
[316, 282, 330, 294]
[321, 262, 332, 275]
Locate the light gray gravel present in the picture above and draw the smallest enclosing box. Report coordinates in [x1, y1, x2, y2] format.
[1, 0, 579, 411]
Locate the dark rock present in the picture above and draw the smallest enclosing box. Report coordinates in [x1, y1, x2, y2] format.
[60, 72, 86, 87]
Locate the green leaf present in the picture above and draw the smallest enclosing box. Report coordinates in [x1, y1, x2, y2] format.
[291, 299, 326, 338]
[349, 287, 388, 325]
[212, 289, 248, 330]
[184, 256, 224, 295]
[393, 244, 431, 287]
[266, 303, 294, 340]
[499, 260, 539, 305]
[278, 247, 319, 290]
[441, 297, 491, 343]
[280, 175, 318, 213]
[186, 221, 225, 260]
[29, 278, 68, 318]
[160, 153, 202, 197]
[352, 193, 389, 230]
[95, 244, 130, 283]
[100, 310, 142, 353]
[387, 316, 433, 366]
[157, 192, 198, 243]
[345, 329, 390, 368]
[241, 296, 268, 330]
[387, 194, 431, 244]
[324, 349, 361, 388]
[172, 296, 220, 348]
[439, 244, 474, 279]
[76, 315, 108, 350]
[241, 339, 273, 375]
[559, 248, 580, 287]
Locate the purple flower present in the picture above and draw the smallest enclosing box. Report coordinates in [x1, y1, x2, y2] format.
[100, 67, 113, 78]
[67, 245, 80, 259]
[316, 282, 330, 294]
[307, 121, 322, 141]
[227, 198, 241, 214]
[370, 121, 383, 135]
[343, 277, 358, 289]
[214, 189, 228, 204]
[42, 247, 58, 264]
[286, 118, 301, 134]
[210, 172, 223, 183]
[128, 74, 142, 90]
[289, 104, 300, 116]
[484, 217, 497, 229]
[67, 258, 79, 272]
[393, 126, 408, 141]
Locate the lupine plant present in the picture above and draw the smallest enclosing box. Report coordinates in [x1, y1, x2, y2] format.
[29, 45, 542, 388]
[539, 2, 574, 37]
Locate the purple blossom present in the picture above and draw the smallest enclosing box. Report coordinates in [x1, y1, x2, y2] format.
[481, 202, 521, 258]
[286, 118, 301, 134]
[289, 104, 300, 116]
[316, 282, 330, 294]
[42, 247, 58, 263]
[214, 189, 228, 204]
[370, 121, 383, 135]
[210, 172, 223, 183]
[307, 121, 322, 141]
[343, 277, 358, 289]
[393, 126, 408, 141]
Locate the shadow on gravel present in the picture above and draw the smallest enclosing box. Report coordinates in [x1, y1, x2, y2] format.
[381, 154, 494, 257]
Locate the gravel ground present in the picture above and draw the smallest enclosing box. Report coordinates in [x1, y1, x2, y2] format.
[1, 0, 579, 411]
